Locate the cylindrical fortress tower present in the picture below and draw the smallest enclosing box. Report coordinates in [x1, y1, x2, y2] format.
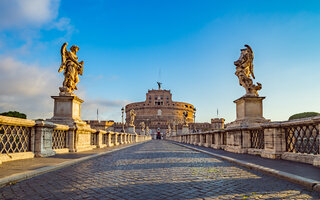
[125, 86, 194, 132]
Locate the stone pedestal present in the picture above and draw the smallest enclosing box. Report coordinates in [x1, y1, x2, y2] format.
[140, 130, 145, 135]
[50, 95, 84, 125]
[181, 125, 189, 135]
[127, 125, 137, 134]
[229, 96, 269, 127]
[49, 94, 95, 152]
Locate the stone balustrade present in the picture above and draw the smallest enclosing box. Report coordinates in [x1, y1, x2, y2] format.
[0, 115, 151, 164]
[167, 116, 320, 167]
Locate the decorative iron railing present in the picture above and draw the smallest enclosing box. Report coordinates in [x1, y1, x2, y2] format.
[250, 129, 264, 149]
[52, 129, 67, 149]
[285, 124, 319, 154]
[0, 124, 31, 154]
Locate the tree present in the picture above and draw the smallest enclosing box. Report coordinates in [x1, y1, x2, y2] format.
[288, 112, 320, 121]
[0, 111, 27, 119]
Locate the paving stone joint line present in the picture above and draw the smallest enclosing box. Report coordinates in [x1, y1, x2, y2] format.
[0, 141, 149, 188]
[171, 141, 320, 193]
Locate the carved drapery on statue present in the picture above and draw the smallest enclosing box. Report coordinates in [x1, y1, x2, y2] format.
[58, 42, 84, 95]
[234, 45, 261, 96]
[140, 121, 145, 131]
[129, 109, 136, 126]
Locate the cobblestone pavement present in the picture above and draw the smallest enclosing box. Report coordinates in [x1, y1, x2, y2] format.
[0, 140, 319, 200]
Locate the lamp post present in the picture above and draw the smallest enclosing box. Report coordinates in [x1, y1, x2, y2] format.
[193, 107, 196, 132]
[121, 107, 124, 132]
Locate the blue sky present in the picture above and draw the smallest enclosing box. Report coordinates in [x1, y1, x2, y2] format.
[0, 0, 320, 122]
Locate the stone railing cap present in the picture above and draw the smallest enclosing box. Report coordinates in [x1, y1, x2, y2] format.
[0, 115, 35, 127]
[75, 124, 96, 133]
[98, 130, 107, 134]
[53, 123, 70, 130]
[35, 119, 55, 128]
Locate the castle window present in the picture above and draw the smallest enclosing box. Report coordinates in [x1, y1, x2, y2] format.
[167, 96, 169, 100]
[149, 96, 151, 100]
[161, 96, 163, 100]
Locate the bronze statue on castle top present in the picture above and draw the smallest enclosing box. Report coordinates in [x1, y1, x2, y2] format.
[59, 42, 84, 95]
[234, 45, 261, 96]
[157, 82, 162, 90]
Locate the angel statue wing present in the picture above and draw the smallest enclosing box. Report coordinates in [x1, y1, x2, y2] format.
[58, 42, 68, 73]
[244, 44, 255, 79]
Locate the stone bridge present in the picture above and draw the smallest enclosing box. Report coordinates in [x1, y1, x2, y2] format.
[0, 138, 319, 199]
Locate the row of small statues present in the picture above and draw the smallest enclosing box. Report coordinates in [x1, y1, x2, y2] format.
[58, 43, 261, 97]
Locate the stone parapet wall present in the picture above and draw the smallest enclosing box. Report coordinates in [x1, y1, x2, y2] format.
[167, 116, 320, 167]
[0, 115, 151, 164]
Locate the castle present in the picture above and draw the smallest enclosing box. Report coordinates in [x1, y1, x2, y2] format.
[125, 83, 195, 134]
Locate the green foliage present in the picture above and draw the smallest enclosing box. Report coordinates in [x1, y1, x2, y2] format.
[0, 111, 27, 119]
[288, 112, 320, 121]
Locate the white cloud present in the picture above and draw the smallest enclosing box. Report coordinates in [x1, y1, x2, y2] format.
[51, 17, 71, 31]
[0, 0, 60, 29]
[48, 17, 75, 42]
[0, 57, 58, 96]
[0, 0, 75, 56]
[0, 57, 61, 119]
